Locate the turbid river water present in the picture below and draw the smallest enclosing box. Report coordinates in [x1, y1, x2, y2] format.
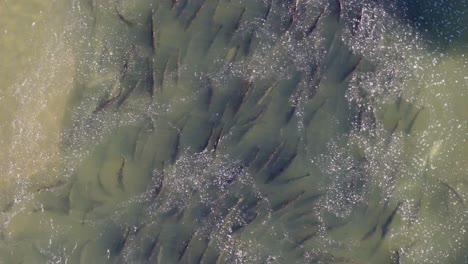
[0, 0, 467, 263]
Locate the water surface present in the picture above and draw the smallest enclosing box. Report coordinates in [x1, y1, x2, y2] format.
[0, 0, 467, 263]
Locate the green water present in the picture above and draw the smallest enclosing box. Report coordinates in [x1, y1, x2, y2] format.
[0, 0, 467, 263]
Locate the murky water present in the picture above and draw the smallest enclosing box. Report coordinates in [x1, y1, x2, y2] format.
[0, 0, 467, 263]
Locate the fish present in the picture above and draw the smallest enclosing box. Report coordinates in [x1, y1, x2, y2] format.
[115, 4, 133, 26]
[382, 202, 402, 238]
[117, 157, 126, 191]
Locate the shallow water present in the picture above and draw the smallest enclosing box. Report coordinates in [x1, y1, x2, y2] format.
[0, 0, 467, 263]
